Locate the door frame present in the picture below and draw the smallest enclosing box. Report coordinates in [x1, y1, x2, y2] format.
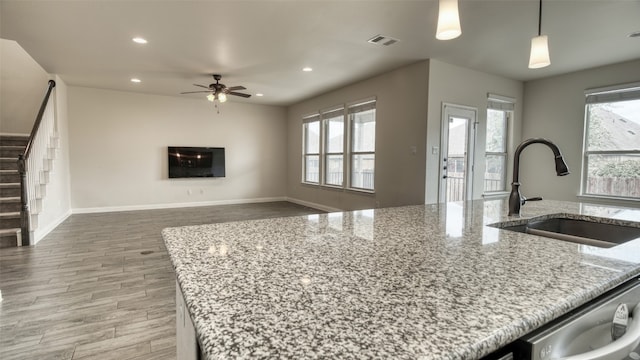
[439, 103, 478, 204]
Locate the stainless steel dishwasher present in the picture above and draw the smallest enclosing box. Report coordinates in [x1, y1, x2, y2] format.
[514, 276, 640, 360]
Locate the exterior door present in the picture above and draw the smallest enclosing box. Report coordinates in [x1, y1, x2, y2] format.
[439, 104, 477, 203]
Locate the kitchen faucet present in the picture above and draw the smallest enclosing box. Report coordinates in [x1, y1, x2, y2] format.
[508, 138, 570, 216]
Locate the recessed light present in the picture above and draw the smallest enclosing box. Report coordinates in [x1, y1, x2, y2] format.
[130, 78, 141, 83]
[302, 67, 313, 72]
[629, 31, 640, 38]
[256, 93, 264, 97]
[132, 37, 148, 44]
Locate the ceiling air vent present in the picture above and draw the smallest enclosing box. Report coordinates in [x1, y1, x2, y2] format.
[367, 34, 399, 46]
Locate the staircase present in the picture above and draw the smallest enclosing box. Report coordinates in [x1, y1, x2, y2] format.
[0, 135, 28, 247]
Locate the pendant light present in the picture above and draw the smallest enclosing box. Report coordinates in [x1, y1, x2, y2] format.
[436, 0, 462, 40]
[528, 0, 550, 69]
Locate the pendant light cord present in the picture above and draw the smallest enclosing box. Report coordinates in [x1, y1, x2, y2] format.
[537, 0, 542, 36]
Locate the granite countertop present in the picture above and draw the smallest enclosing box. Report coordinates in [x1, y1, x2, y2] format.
[162, 199, 640, 360]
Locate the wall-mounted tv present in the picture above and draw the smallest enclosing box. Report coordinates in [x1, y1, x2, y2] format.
[168, 146, 225, 178]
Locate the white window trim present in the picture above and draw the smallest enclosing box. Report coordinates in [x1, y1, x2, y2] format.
[301, 98, 376, 193]
[483, 99, 512, 195]
[302, 115, 320, 185]
[347, 99, 376, 192]
[580, 84, 640, 201]
[321, 107, 346, 188]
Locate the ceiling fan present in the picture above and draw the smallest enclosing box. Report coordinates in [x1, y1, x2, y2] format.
[180, 74, 251, 103]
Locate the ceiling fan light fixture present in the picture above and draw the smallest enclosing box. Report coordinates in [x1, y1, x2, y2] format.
[207, 93, 215, 102]
[218, 92, 227, 103]
[436, 0, 462, 40]
[528, 35, 550, 69]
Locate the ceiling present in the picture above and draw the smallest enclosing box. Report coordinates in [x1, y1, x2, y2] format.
[1, 0, 638, 106]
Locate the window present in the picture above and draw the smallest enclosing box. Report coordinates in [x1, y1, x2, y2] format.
[303, 115, 320, 184]
[349, 101, 376, 191]
[322, 108, 345, 186]
[484, 95, 513, 193]
[301, 99, 376, 192]
[582, 84, 640, 200]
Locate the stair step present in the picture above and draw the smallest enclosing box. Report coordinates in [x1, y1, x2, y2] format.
[0, 158, 19, 170]
[0, 183, 20, 197]
[0, 134, 29, 147]
[0, 197, 21, 212]
[0, 228, 21, 248]
[0, 146, 25, 158]
[0, 212, 21, 230]
[0, 170, 20, 183]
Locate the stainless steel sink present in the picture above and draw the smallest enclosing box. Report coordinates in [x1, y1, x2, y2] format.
[492, 216, 640, 248]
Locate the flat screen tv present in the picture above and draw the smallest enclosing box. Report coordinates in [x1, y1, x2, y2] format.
[168, 146, 225, 178]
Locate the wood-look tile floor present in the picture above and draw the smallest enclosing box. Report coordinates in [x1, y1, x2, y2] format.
[0, 201, 322, 360]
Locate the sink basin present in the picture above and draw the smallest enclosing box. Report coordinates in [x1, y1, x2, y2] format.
[492, 216, 640, 248]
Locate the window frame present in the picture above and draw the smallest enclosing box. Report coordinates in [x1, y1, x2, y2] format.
[580, 83, 640, 201]
[301, 98, 376, 193]
[348, 100, 376, 192]
[483, 94, 514, 195]
[302, 115, 321, 185]
[321, 107, 346, 188]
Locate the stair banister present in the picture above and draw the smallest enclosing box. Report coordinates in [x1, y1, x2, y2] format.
[17, 79, 56, 246]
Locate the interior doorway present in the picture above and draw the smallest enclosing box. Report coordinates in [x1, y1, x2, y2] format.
[439, 104, 477, 203]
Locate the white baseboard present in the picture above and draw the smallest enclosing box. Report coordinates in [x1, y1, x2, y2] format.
[71, 197, 290, 214]
[286, 197, 343, 213]
[33, 208, 72, 244]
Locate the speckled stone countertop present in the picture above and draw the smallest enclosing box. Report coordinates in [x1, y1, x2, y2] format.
[162, 199, 640, 360]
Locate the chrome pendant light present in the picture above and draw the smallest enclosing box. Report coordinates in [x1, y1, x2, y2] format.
[528, 0, 551, 69]
[436, 0, 462, 40]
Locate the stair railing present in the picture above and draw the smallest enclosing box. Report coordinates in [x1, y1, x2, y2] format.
[17, 80, 56, 246]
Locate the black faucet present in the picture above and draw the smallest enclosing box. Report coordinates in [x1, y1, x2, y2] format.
[508, 138, 570, 216]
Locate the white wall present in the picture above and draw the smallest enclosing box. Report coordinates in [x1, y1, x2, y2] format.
[425, 59, 524, 204]
[67, 87, 288, 212]
[0, 39, 49, 134]
[34, 75, 72, 243]
[521, 59, 640, 204]
[287, 61, 429, 211]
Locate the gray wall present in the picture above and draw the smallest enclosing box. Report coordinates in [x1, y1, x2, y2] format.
[426, 59, 524, 203]
[287, 61, 429, 211]
[521, 59, 640, 204]
[68, 87, 289, 212]
[0, 39, 50, 134]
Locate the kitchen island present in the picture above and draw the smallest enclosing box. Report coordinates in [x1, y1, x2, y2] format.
[162, 199, 640, 359]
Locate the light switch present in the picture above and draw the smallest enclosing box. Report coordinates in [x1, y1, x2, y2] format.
[432, 146, 439, 155]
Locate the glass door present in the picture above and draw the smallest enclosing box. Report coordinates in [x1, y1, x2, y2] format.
[440, 104, 477, 203]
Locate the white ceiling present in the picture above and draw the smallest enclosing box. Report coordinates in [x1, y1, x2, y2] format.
[1, 0, 638, 106]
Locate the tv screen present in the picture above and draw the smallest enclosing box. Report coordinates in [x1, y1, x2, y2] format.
[168, 146, 225, 178]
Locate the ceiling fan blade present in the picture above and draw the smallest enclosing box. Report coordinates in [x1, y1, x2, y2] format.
[193, 84, 211, 89]
[180, 91, 212, 94]
[227, 86, 246, 91]
[229, 92, 251, 98]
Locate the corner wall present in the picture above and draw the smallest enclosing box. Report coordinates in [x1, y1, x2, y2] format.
[426, 59, 524, 204]
[521, 59, 640, 203]
[286, 61, 430, 211]
[67, 87, 288, 212]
